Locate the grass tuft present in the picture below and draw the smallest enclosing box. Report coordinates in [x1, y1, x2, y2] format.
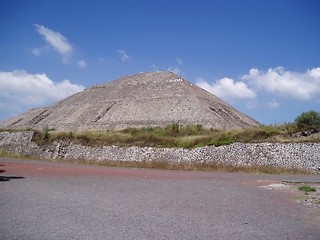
[298, 185, 317, 192]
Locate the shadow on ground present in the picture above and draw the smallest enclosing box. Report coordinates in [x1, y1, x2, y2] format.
[0, 168, 25, 182]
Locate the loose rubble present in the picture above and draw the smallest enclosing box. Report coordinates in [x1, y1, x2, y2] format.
[0, 131, 320, 172]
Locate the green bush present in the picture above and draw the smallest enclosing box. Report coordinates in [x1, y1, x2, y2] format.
[171, 123, 181, 135]
[209, 132, 235, 147]
[235, 126, 280, 143]
[42, 125, 50, 140]
[295, 110, 320, 131]
[298, 185, 316, 192]
[196, 124, 203, 132]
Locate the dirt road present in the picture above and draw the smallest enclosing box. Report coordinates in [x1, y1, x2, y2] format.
[1, 158, 319, 240]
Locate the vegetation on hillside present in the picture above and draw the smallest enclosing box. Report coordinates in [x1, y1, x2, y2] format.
[294, 110, 320, 131]
[2, 110, 319, 149]
[29, 111, 319, 148]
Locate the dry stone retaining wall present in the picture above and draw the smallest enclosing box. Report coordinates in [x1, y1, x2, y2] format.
[0, 131, 319, 171]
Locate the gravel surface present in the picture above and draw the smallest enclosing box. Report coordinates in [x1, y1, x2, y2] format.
[1, 158, 320, 240]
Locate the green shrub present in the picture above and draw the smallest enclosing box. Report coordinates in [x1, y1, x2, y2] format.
[209, 132, 235, 147]
[196, 124, 203, 132]
[163, 123, 179, 136]
[298, 185, 316, 192]
[42, 125, 50, 141]
[295, 110, 320, 131]
[121, 128, 138, 135]
[235, 126, 280, 143]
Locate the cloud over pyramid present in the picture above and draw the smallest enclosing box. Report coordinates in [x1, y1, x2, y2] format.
[0, 71, 259, 130]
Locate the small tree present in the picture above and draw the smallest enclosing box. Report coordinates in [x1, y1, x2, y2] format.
[196, 124, 203, 132]
[42, 125, 51, 141]
[294, 110, 320, 131]
[171, 123, 181, 134]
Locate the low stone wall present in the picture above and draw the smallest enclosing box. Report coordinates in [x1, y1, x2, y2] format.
[0, 131, 319, 171]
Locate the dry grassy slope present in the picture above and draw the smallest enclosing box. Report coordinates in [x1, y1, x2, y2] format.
[0, 71, 259, 130]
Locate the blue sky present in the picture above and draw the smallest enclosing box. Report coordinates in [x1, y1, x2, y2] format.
[0, 0, 319, 124]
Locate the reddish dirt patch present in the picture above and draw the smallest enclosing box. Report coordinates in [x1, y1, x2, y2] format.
[0, 158, 224, 180]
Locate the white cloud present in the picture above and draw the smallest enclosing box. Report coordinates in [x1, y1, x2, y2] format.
[242, 67, 320, 100]
[246, 100, 259, 109]
[32, 47, 42, 56]
[78, 60, 88, 68]
[309, 67, 320, 78]
[0, 70, 85, 113]
[196, 66, 320, 113]
[34, 24, 73, 61]
[267, 99, 280, 109]
[166, 59, 183, 75]
[167, 67, 181, 75]
[117, 50, 130, 61]
[196, 77, 256, 100]
[31, 46, 50, 57]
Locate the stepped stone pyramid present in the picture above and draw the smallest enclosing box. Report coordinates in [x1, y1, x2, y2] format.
[0, 71, 259, 130]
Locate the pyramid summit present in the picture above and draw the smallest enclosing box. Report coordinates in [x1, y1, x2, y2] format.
[0, 71, 259, 130]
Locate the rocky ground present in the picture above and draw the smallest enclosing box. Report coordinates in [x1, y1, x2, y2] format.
[286, 182, 320, 208]
[258, 180, 320, 209]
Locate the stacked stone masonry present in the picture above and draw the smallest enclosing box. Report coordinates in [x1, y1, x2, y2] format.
[0, 131, 319, 171]
[0, 71, 258, 130]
